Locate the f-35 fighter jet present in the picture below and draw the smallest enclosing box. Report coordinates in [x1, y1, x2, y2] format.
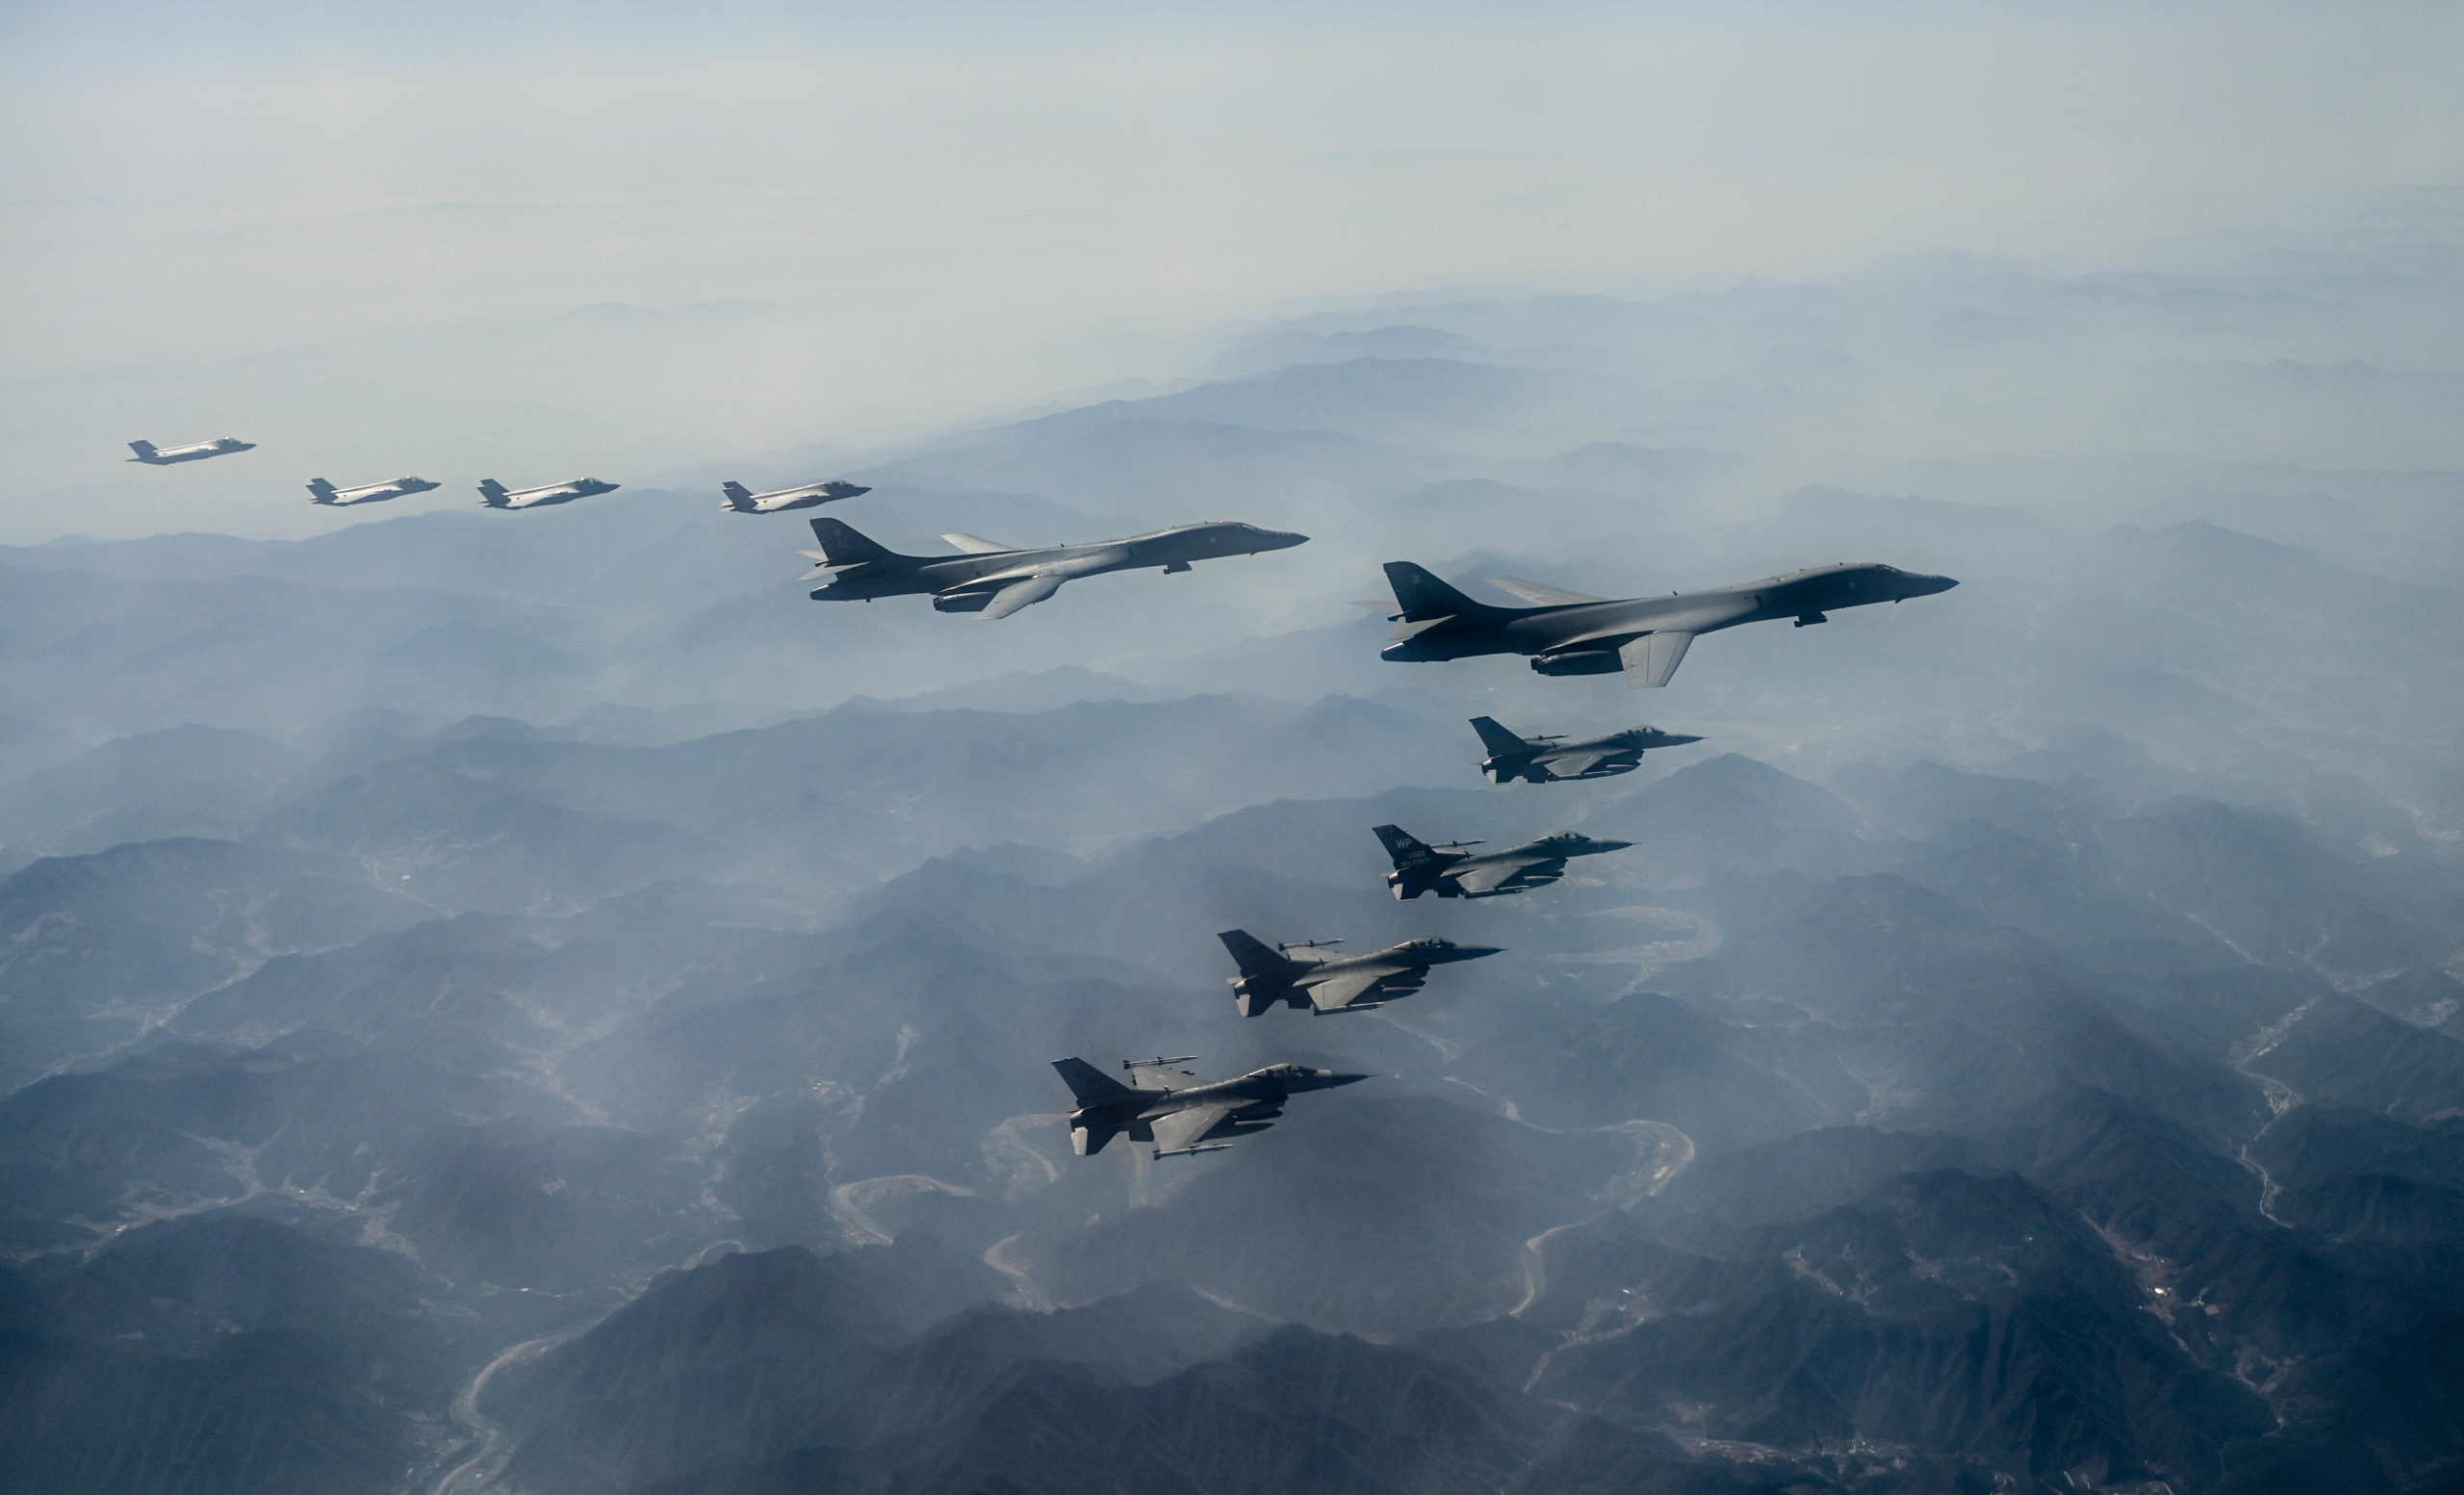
[721, 478, 869, 513]
[1373, 823, 1632, 899]
[477, 477, 619, 510]
[1051, 1055, 1370, 1157]
[306, 476, 440, 506]
[802, 517, 1308, 618]
[1471, 716, 1702, 784]
[128, 437, 253, 465]
[1379, 559, 1957, 687]
[1217, 930, 1502, 1016]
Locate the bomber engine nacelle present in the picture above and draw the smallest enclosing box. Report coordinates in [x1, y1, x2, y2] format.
[1530, 649, 1625, 677]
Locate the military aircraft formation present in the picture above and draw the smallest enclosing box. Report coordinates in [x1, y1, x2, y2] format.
[121, 426, 1956, 1163]
[126, 435, 871, 518]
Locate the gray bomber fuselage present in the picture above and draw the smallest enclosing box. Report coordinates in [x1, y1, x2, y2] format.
[1384, 561, 1957, 685]
[804, 517, 1308, 617]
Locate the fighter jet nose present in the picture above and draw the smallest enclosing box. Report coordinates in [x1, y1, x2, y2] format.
[1594, 839, 1634, 852]
[1458, 944, 1505, 959]
[1325, 1071, 1373, 1087]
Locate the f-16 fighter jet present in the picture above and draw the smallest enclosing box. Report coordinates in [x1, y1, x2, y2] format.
[306, 476, 440, 506]
[720, 478, 869, 513]
[1373, 823, 1631, 900]
[1218, 929, 1502, 1017]
[800, 516, 1308, 619]
[1378, 559, 1958, 688]
[1471, 716, 1702, 785]
[476, 477, 619, 510]
[1051, 1055, 1370, 1157]
[128, 437, 253, 465]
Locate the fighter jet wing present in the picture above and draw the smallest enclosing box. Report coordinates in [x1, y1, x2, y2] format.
[941, 532, 1016, 554]
[1618, 631, 1694, 688]
[1304, 965, 1417, 1012]
[979, 574, 1066, 619]
[1148, 1100, 1248, 1153]
[1455, 857, 1563, 895]
[1489, 577, 1606, 606]
[1539, 750, 1621, 779]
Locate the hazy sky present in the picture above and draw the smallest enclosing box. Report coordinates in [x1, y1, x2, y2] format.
[4, 1, 2460, 540]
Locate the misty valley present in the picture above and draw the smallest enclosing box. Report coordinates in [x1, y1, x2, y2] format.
[4, 267, 2462, 1495]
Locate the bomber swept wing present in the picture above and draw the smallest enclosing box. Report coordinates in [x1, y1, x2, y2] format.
[1619, 632, 1695, 688]
[981, 574, 1066, 619]
[1488, 577, 1606, 606]
[941, 533, 1016, 554]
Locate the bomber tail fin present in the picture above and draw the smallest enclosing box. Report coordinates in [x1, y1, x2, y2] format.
[305, 478, 340, 504]
[1468, 716, 1528, 757]
[720, 480, 757, 511]
[476, 478, 511, 507]
[1051, 1057, 1139, 1107]
[1382, 561, 1503, 622]
[804, 516, 914, 568]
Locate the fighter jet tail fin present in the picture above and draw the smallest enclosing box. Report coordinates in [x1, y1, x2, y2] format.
[1051, 1057, 1138, 1106]
[1216, 929, 1292, 979]
[305, 478, 340, 504]
[127, 440, 159, 460]
[1373, 823, 1439, 869]
[1382, 562, 1506, 622]
[1468, 716, 1528, 757]
[720, 481, 758, 511]
[806, 516, 916, 567]
[476, 479, 511, 507]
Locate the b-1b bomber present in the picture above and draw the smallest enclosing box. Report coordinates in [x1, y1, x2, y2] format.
[1380, 558, 1957, 687]
[802, 516, 1308, 619]
[1374, 823, 1631, 899]
[1051, 1056, 1369, 1158]
[1217, 930, 1501, 1016]
[1471, 716, 1701, 784]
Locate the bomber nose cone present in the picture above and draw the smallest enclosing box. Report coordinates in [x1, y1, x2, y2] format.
[1908, 572, 1958, 597]
[1253, 528, 1310, 552]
